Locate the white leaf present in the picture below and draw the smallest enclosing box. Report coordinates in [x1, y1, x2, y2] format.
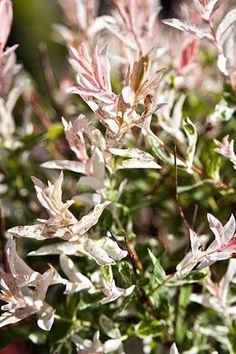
[41, 160, 86, 174]
[170, 343, 180, 354]
[176, 252, 197, 277]
[37, 305, 55, 331]
[104, 339, 122, 353]
[74, 192, 102, 205]
[224, 214, 236, 242]
[110, 148, 157, 159]
[220, 259, 236, 304]
[207, 213, 225, 248]
[71, 201, 110, 236]
[28, 241, 89, 257]
[86, 148, 105, 180]
[183, 117, 197, 173]
[98, 238, 128, 261]
[190, 229, 201, 259]
[162, 18, 214, 41]
[82, 238, 115, 265]
[6, 238, 39, 285]
[33, 268, 55, 301]
[8, 224, 47, 240]
[216, 9, 236, 45]
[206, 0, 225, 19]
[217, 53, 229, 76]
[59, 254, 92, 293]
[0, 312, 20, 328]
[117, 159, 161, 170]
[124, 285, 135, 297]
[79, 176, 104, 190]
[34, 237, 114, 266]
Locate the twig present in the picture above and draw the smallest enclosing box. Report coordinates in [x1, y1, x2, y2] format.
[149, 273, 175, 296]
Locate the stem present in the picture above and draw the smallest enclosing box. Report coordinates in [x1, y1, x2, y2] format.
[207, 17, 223, 54]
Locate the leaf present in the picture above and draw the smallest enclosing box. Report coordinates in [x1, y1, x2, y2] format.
[183, 117, 197, 173]
[193, 0, 225, 21]
[167, 270, 207, 286]
[59, 254, 92, 293]
[216, 9, 236, 45]
[210, 99, 236, 122]
[0, 0, 13, 53]
[102, 265, 113, 283]
[97, 237, 128, 261]
[99, 314, 121, 339]
[28, 242, 85, 256]
[37, 305, 55, 331]
[148, 249, 166, 285]
[82, 238, 115, 265]
[177, 179, 213, 193]
[110, 148, 154, 159]
[189, 229, 201, 259]
[148, 249, 158, 266]
[178, 39, 198, 74]
[207, 0, 225, 19]
[47, 123, 64, 140]
[71, 201, 111, 236]
[207, 213, 224, 248]
[6, 238, 39, 285]
[110, 148, 161, 170]
[8, 223, 48, 241]
[170, 343, 180, 354]
[41, 160, 86, 174]
[136, 319, 165, 338]
[148, 132, 186, 167]
[162, 18, 214, 41]
[224, 214, 236, 242]
[117, 158, 161, 169]
[104, 339, 122, 353]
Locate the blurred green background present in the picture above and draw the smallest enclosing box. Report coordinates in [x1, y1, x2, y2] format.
[9, 0, 65, 92]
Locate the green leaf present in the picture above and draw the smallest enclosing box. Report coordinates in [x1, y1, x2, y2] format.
[148, 249, 166, 284]
[136, 319, 166, 338]
[183, 117, 197, 173]
[177, 179, 214, 193]
[47, 123, 64, 140]
[201, 141, 221, 180]
[102, 265, 113, 283]
[167, 270, 207, 287]
[153, 289, 170, 318]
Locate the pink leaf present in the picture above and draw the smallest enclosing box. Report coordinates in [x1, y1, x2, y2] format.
[178, 38, 199, 74]
[0, 0, 13, 54]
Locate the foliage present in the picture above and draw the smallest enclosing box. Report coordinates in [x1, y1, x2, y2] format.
[1, 1, 236, 353]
